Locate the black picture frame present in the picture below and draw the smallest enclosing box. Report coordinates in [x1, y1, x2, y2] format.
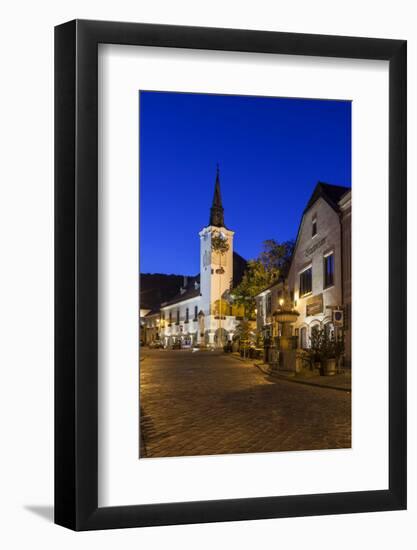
[55, 19, 407, 531]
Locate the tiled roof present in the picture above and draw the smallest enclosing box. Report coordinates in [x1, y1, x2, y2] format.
[304, 181, 350, 214]
[161, 287, 201, 307]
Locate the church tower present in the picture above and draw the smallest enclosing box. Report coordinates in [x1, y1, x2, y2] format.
[199, 166, 234, 318]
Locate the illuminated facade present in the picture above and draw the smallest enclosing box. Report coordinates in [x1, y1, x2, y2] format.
[255, 182, 352, 368]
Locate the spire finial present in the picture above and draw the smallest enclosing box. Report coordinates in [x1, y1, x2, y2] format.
[209, 164, 225, 227]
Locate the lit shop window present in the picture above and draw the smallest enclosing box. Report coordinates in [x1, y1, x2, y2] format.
[299, 267, 312, 297]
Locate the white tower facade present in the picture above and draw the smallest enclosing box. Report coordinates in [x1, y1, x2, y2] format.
[198, 167, 235, 346]
[199, 226, 234, 315]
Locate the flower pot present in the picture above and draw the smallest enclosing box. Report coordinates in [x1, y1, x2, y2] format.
[324, 358, 337, 376]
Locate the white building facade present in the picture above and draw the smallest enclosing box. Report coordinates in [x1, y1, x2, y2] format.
[288, 183, 347, 351]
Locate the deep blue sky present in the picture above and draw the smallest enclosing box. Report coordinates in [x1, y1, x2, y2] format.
[140, 91, 351, 275]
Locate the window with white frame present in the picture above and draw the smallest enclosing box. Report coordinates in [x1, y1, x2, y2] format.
[299, 266, 312, 297]
[323, 252, 334, 288]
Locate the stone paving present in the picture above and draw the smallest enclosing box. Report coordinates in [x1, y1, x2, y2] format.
[253, 360, 352, 391]
[139, 349, 351, 458]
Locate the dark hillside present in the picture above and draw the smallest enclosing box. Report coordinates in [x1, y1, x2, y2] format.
[140, 273, 190, 310]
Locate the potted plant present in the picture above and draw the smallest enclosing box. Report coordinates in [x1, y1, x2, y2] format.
[308, 328, 324, 373]
[321, 330, 344, 375]
[308, 328, 344, 375]
[223, 341, 233, 353]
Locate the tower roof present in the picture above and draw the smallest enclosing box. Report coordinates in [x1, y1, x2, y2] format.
[209, 164, 225, 227]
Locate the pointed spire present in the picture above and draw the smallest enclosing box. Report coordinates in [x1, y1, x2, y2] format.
[209, 164, 225, 227]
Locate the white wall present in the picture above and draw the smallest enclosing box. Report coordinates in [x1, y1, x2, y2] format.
[289, 197, 343, 332]
[199, 226, 234, 315]
[0, 1, 415, 549]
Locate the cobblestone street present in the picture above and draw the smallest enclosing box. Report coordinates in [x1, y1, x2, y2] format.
[140, 349, 351, 458]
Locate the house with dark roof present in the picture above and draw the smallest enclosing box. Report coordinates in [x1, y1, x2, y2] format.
[255, 181, 351, 369]
[143, 167, 247, 348]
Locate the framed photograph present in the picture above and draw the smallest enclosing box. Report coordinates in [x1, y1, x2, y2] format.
[55, 20, 406, 530]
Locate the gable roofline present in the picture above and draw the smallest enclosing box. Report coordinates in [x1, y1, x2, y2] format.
[287, 182, 351, 276]
[254, 277, 285, 298]
[303, 181, 350, 215]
